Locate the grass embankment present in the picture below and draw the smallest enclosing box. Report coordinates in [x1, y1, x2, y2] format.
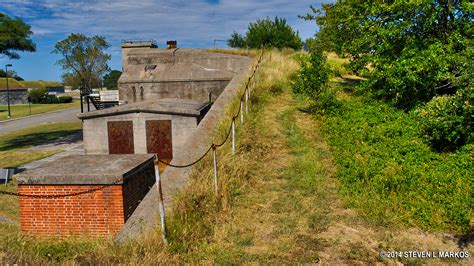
[0, 102, 79, 121]
[0, 79, 61, 89]
[320, 54, 472, 234]
[321, 78, 473, 233]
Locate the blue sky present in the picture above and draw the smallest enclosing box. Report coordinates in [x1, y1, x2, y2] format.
[0, 0, 331, 81]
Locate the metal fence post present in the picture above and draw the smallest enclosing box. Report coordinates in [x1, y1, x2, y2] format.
[212, 146, 218, 197]
[154, 156, 167, 245]
[232, 118, 236, 155]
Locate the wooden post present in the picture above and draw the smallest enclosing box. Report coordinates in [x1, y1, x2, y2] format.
[154, 156, 167, 245]
[232, 118, 235, 155]
[240, 100, 244, 124]
[212, 146, 218, 197]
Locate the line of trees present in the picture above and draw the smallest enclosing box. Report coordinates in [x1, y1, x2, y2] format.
[228, 17, 303, 50]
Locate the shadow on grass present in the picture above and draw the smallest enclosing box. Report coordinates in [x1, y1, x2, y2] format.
[0, 130, 81, 151]
[457, 228, 473, 249]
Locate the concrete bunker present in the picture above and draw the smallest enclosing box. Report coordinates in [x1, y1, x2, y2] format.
[119, 43, 248, 103]
[79, 98, 211, 158]
[16, 40, 252, 237]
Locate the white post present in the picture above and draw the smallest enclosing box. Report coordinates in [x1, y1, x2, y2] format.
[245, 88, 249, 114]
[154, 157, 167, 245]
[213, 147, 218, 197]
[232, 118, 236, 155]
[240, 100, 244, 125]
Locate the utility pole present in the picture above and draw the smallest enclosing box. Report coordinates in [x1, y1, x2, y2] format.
[5, 64, 12, 119]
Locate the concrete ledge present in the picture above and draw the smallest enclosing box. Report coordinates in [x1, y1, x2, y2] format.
[115, 56, 253, 242]
[16, 154, 155, 185]
[78, 98, 210, 120]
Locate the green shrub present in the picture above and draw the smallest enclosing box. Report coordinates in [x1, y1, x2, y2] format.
[416, 88, 473, 152]
[28, 88, 48, 103]
[42, 95, 58, 104]
[58, 95, 73, 103]
[292, 48, 330, 100]
[316, 90, 341, 114]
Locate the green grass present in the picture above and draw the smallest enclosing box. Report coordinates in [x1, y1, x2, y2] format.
[0, 121, 81, 168]
[320, 81, 473, 233]
[0, 122, 82, 152]
[0, 78, 61, 89]
[0, 102, 79, 121]
[0, 150, 61, 168]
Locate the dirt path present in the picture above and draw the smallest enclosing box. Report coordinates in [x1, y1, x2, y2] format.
[195, 91, 473, 265]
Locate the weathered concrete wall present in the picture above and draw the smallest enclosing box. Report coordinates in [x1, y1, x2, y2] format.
[119, 80, 229, 103]
[83, 113, 199, 155]
[0, 90, 28, 105]
[118, 48, 250, 104]
[115, 56, 252, 242]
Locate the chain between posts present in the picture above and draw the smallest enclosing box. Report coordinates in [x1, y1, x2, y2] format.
[0, 178, 123, 198]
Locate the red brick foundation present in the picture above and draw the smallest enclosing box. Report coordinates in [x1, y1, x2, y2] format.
[18, 185, 124, 236]
[17, 155, 156, 237]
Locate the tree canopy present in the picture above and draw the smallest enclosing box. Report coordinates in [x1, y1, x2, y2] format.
[228, 17, 303, 50]
[53, 33, 111, 91]
[0, 13, 36, 59]
[303, 1, 473, 109]
[103, 70, 122, 90]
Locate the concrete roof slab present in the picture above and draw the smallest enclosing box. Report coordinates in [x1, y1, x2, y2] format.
[16, 154, 155, 185]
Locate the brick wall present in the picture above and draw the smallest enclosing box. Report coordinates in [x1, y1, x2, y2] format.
[18, 157, 156, 237]
[18, 185, 124, 236]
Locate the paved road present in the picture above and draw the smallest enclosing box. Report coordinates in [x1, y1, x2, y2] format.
[0, 107, 83, 134]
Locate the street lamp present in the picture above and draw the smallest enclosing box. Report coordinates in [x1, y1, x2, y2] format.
[5, 64, 12, 119]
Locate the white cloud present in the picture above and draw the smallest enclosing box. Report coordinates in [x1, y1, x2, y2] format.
[1, 0, 330, 47]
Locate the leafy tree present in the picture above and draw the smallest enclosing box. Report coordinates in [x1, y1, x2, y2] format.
[228, 31, 247, 48]
[0, 13, 36, 59]
[103, 70, 122, 90]
[229, 17, 303, 50]
[302, 1, 473, 109]
[53, 34, 110, 91]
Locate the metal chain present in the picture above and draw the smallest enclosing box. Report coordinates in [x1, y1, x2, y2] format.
[0, 178, 123, 198]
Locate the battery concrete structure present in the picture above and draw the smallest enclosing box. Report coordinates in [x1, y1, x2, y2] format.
[16, 39, 253, 237]
[79, 98, 211, 158]
[119, 43, 248, 103]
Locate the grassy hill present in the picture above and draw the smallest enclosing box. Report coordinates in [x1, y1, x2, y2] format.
[0, 78, 62, 89]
